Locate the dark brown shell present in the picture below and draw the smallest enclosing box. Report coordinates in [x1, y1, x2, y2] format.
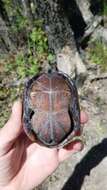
[23, 71, 80, 148]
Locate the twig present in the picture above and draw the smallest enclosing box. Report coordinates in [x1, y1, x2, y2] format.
[90, 75, 107, 83]
[79, 16, 102, 43]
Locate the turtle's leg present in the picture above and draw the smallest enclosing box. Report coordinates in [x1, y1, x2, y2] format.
[58, 128, 82, 148]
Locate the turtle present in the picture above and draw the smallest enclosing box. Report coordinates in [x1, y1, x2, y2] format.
[23, 69, 81, 148]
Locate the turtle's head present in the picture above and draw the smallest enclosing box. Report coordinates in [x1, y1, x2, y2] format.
[43, 61, 57, 73]
[48, 63, 58, 74]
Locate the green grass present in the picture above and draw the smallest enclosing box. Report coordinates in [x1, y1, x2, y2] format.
[88, 40, 107, 71]
[0, 86, 22, 128]
[104, 0, 107, 15]
[97, 0, 107, 16]
[4, 25, 55, 79]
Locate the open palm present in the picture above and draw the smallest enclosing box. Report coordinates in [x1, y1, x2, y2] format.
[0, 101, 88, 190]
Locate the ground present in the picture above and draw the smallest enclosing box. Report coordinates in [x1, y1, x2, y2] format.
[35, 64, 107, 190]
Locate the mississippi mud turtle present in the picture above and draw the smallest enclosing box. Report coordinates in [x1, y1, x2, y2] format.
[23, 71, 80, 148]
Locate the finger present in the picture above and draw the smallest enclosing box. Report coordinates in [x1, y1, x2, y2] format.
[80, 111, 88, 124]
[58, 141, 83, 162]
[0, 100, 23, 152]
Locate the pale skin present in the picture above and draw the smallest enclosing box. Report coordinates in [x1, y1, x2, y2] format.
[0, 101, 88, 190]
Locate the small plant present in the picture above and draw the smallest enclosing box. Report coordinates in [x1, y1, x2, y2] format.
[4, 24, 55, 79]
[104, 6, 107, 16]
[11, 13, 29, 32]
[3, 0, 55, 79]
[88, 40, 107, 71]
[29, 27, 48, 54]
[104, 0, 107, 15]
[94, 0, 107, 16]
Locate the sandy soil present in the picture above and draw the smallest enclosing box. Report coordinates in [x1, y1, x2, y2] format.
[36, 68, 107, 190]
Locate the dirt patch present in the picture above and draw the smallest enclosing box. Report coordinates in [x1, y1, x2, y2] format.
[36, 71, 107, 190]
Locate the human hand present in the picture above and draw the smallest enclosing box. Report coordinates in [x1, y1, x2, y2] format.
[0, 101, 88, 190]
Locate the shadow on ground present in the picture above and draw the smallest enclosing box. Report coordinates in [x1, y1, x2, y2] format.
[62, 138, 107, 190]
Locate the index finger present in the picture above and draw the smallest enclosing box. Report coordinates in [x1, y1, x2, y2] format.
[0, 100, 22, 155]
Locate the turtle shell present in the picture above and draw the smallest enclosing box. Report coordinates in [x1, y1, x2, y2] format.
[23, 71, 80, 148]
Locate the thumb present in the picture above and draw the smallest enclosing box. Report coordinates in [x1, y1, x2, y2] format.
[0, 100, 23, 154]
